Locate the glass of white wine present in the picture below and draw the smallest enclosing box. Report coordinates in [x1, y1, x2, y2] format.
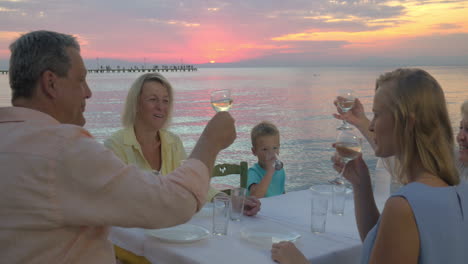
[336, 89, 355, 130]
[211, 89, 233, 112]
[330, 130, 362, 185]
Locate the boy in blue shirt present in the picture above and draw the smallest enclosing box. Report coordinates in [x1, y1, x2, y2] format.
[247, 121, 286, 198]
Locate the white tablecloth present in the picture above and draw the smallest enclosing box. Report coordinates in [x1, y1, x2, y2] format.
[110, 189, 370, 264]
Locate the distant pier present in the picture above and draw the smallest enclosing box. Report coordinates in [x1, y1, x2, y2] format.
[0, 65, 198, 75]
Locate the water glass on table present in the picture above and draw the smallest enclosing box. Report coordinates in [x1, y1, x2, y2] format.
[332, 184, 346, 215]
[212, 196, 230, 236]
[230, 187, 247, 221]
[310, 197, 329, 233]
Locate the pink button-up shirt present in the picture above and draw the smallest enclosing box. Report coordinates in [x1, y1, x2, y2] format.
[0, 107, 210, 264]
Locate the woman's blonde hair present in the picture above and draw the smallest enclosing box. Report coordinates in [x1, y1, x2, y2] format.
[122, 72, 174, 128]
[461, 100, 468, 118]
[375, 68, 459, 185]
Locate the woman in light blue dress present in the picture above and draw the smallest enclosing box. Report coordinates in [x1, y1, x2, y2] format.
[271, 68, 467, 264]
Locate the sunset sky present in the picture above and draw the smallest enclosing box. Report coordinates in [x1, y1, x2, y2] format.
[1, 0, 468, 66]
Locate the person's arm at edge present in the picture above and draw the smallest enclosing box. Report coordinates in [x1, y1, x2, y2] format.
[58, 112, 236, 229]
[175, 134, 221, 202]
[187, 112, 236, 174]
[369, 197, 419, 264]
[346, 156, 380, 241]
[58, 136, 207, 228]
[249, 168, 274, 198]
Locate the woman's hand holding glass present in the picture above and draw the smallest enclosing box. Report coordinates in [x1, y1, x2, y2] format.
[336, 89, 356, 130]
[331, 152, 370, 187]
[333, 97, 368, 129]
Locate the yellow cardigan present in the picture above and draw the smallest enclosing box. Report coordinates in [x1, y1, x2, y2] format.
[104, 127, 219, 199]
[104, 127, 219, 264]
[104, 127, 186, 176]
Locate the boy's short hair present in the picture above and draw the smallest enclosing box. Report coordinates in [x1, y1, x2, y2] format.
[251, 121, 280, 147]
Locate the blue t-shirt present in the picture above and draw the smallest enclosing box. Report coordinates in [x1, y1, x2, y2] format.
[361, 181, 468, 264]
[247, 163, 286, 197]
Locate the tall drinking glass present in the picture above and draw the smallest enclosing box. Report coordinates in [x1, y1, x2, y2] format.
[336, 89, 355, 130]
[210, 89, 233, 112]
[212, 196, 230, 236]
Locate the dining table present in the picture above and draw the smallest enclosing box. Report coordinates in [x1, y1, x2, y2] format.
[109, 182, 390, 264]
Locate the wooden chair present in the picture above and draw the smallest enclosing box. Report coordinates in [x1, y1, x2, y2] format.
[211, 161, 248, 194]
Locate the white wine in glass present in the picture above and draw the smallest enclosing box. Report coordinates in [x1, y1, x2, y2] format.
[330, 130, 362, 185]
[337, 98, 355, 112]
[335, 142, 362, 162]
[211, 89, 233, 112]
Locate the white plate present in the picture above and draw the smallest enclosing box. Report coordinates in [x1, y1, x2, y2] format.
[146, 224, 210, 243]
[240, 225, 301, 247]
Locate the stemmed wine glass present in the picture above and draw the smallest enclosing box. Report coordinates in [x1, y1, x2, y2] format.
[329, 130, 362, 185]
[210, 89, 233, 112]
[336, 89, 355, 130]
[273, 153, 283, 170]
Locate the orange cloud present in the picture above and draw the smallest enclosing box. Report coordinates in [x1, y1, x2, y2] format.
[73, 34, 90, 47]
[140, 18, 200, 27]
[0, 7, 18, 12]
[0, 31, 23, 42]
[272, 0, 468, 49]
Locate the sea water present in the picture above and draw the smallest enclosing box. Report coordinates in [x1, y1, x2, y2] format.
[1, 66, 467, 191]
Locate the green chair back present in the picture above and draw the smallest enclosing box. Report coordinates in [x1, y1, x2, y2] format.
[212, 161, 248, 189]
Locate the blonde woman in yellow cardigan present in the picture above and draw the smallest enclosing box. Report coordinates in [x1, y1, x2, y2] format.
[104, 72, 221, 264]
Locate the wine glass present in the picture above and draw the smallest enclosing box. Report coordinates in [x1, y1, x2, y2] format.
[329, 130, 362, 185]
[210, 89, 233, 112]
[336, 89, 355, 130]
[273, 153, 283, 170]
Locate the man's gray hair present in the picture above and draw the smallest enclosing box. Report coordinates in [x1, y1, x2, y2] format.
[9, 30, 80, 100]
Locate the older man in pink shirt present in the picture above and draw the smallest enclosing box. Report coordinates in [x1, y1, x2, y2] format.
[0, 30, 236, 263]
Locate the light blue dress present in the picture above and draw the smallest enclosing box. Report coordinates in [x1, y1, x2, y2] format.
[247, 163, 285, 197]
[361, 181, 468, 264]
